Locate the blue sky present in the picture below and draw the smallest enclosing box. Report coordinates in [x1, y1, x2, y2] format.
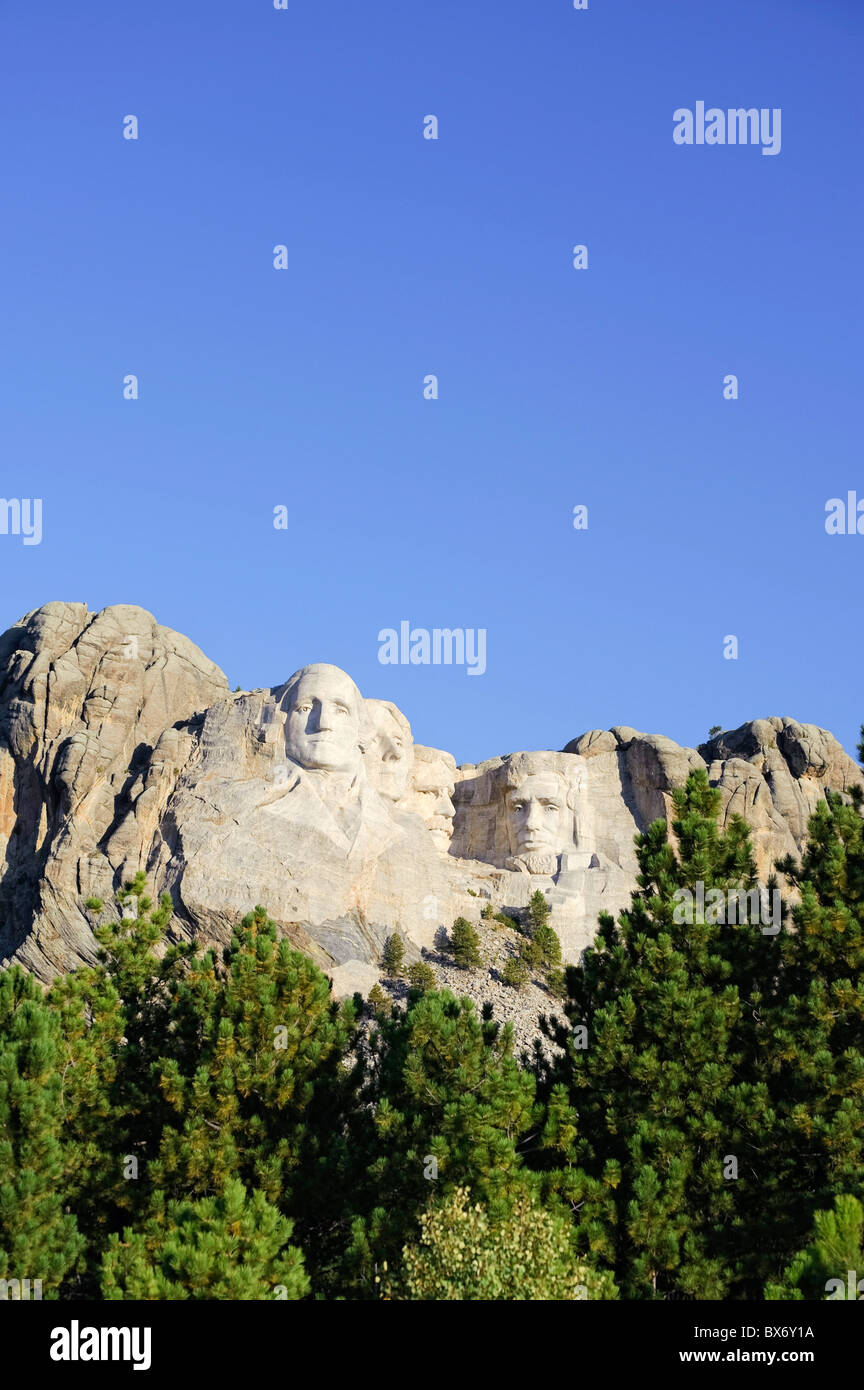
[1, 0, 861, 765]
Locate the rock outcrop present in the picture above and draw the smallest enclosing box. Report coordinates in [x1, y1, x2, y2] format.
[0, 603, 229, 976]
[1, 602, 861, 990]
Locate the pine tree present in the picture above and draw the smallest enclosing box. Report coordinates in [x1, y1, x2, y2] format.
[56, 894, 360, 1298]
[519, 923, 561, 974]
[46, 878, 201, 1287]
[45, 895, 363, 1295]
[765, 1195, 864, 1300]
[766, 779, 864, 1263]
[148, 906, 360, 1298]
[545, 968, 568, 1000]
[381, 933, 405, 976]
[533, 769, 776, 1299]
[450, 917, 482, 970]
[101, 1178, 308, 1300]
[535, 925, 562, 970]
[344, 989, 538, 1296]
[367, 983, 392, 1019]
[519, 892, 561, 974]
[0, 967, 84, 1296]
[526, 889, 550, 934]
[406, 961, 436, 994]
[501, 955, 529, 990]
[518, 933, 543, 970]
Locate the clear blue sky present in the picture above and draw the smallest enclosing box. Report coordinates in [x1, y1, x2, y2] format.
[1, 0, 861, 765]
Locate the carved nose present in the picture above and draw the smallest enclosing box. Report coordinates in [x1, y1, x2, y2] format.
[314, 704, 334, 731]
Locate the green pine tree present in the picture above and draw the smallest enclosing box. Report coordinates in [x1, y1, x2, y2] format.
[367, 983, 393, 1019]
[149, 907, 360, 1293]
[54, 893, 360, 1299]
[501, 955, 530, 990]
[526, 889, 551, 934]
[344, 989, 538, 1296]
[381, 933, 405, 976]
[101, 1178, 308, 1300]
[766, 777, 864, 1264]
[0, 967, 85, 1296]
[47, 879, 195, 1274]
[518, 893, 561, 974]
[535, 925, 562, 970]
[406, 961, 437, 994]
[450, 917, 482, 970]
[545, 967, 568, 1000]
[765, 1195, 864, 1300]
[533, 769, 776, 1299]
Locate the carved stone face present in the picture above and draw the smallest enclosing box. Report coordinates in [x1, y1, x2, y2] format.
[365, 701, 414, 803]
[412, 757, 456, 852]
[505, 773, 570, 863]
[284, 667, 362, 774]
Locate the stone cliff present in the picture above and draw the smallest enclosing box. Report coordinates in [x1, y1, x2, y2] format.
[1, 603, 860, 994]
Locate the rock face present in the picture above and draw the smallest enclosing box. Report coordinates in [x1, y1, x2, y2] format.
[0, 604, 229, 977]
[1, 603, 861, 989]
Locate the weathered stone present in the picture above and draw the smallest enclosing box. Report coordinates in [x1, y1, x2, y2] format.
[405, 745, 458, 853]
[0, 603, 228, 976]
[2, 603, 861, 995]
[698, 718, 863, 866]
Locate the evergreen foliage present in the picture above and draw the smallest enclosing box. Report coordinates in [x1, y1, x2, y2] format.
[367, 983, 392, 1019]
[101, 1178, 308, 1300]
[526, 889, 551, 934]
[532, 770, 777, 1299]
[3, 744, 864, 1303]
[342, 988, 538, 1295]
[545, 968, 568, 1000]
[0, 968, 85, 1296]
[450, 917, 482, 970]
[406, 961, 437, 994]
[381, 933, 405, 976]
[501, 956, 530, 990]
[765, 1195, 864, 1301]
[770, 785, 864, 1246]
